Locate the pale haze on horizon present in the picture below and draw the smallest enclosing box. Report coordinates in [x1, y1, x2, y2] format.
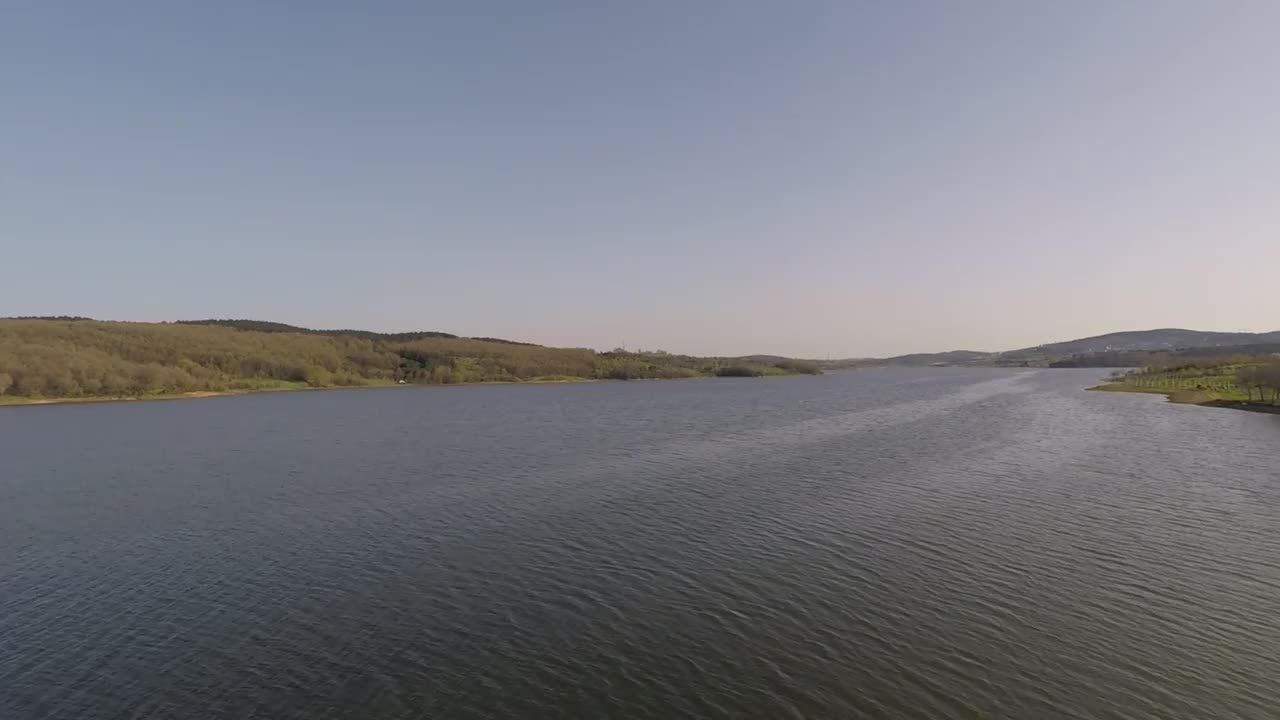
[3, 2, 1277, 358]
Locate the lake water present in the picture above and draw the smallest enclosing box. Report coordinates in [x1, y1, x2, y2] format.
[3, 369, 1279, 719]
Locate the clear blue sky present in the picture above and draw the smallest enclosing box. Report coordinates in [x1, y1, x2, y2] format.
[4, 2, 1278, 357]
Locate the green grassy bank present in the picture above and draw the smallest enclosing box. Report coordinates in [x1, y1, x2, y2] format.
[1089, 362, 1280, 415]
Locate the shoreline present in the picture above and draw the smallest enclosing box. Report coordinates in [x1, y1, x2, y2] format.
[0, 386, 356, 408]
[0, 371, 841, 409]
[1088, 383, 1280, 415]
[0, 375, 719, 409]
[0, 372, 836, 409]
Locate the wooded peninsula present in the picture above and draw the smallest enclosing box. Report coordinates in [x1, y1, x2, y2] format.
[0, 318, 822, 404]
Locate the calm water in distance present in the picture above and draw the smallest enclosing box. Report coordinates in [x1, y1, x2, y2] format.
[3, 368, 1279, 719]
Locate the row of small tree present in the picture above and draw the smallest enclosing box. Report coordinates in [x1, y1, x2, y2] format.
[1236, 363, 1280, 403]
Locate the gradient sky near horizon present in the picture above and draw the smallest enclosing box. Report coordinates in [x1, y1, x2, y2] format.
[4, 2, 1278, 357]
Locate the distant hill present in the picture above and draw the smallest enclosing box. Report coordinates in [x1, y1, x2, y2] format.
[819, 350, 993, 368]
[1002, 329, 1280, 360]
[824, 328, 1280, 368]
[1049, 342, 1280, 368]
[878, 350, 994, 367]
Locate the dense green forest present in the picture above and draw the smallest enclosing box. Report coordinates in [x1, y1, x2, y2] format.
[0, 318, 820, 400]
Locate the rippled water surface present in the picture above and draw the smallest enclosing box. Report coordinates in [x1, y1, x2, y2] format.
[4, 369, 1280, 719]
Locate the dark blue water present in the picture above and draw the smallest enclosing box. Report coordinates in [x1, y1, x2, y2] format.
[3, 369, 1279, 719]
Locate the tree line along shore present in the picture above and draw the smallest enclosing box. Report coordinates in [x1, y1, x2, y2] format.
[0, 318, 821, 404]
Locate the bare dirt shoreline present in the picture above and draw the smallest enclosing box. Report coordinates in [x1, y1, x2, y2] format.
[1088, 384, 1280, 415]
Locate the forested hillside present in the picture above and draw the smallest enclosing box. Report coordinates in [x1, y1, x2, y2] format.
[0, 319, 820, 400]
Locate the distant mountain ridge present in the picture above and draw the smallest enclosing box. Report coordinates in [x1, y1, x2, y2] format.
[835, 328, 1280, 368]
[1004, 328, 1280, 358]
[879, 350, 994, 367]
